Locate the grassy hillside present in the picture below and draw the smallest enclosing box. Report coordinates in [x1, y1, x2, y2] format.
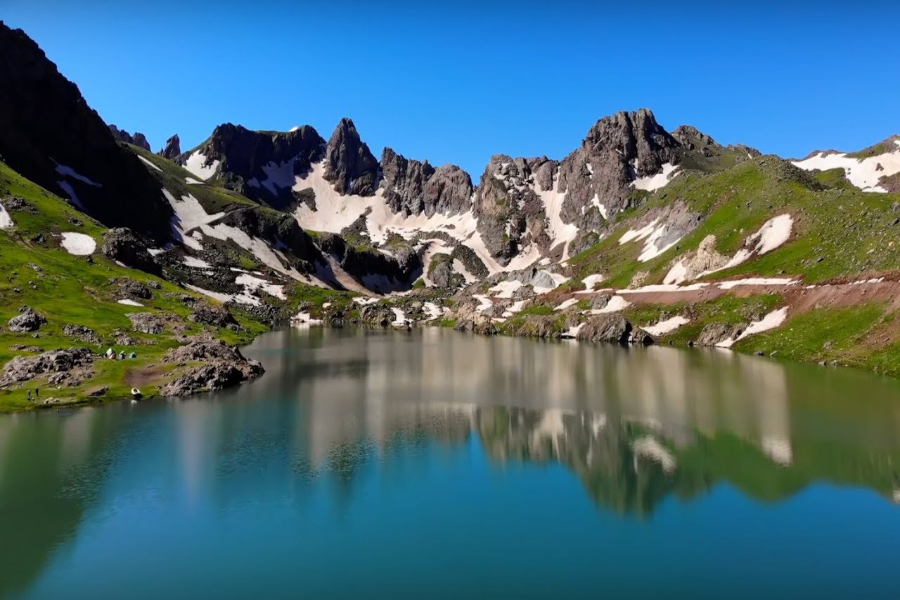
[0, 160, 266, 411]
[568, 156, 900, 288]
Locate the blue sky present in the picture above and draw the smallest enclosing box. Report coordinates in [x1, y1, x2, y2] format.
[5, 0, 899, 175]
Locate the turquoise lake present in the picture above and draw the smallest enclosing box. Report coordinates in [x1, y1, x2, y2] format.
[3, 327, 900, 599]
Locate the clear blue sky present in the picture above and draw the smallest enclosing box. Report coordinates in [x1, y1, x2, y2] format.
[5, 0, 899, 175]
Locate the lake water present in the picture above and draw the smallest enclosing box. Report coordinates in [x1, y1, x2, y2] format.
[2, 327, 900, 599]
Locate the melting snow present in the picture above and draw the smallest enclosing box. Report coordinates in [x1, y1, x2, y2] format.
[453, 259, 478, 283]
[792, 145, 900, 193]
[749, 214, 793, 255]
[55, 164, 102, 187]
[643, 316, 689, 336]
[473, 295, 493, 312]
[423, 302, 442, 321]
[554, 298, 579, 311]
[502, 300, 528, 318]
[138, 155, 163, 172]
[185, 177, 204, 185]
[60, 232, 96, 255]
[0, 202, 13, 229]
[186, 283, 261, 307]
[531, 172, 579, 259]
[619, 218, 683, 262]
[581, 274, 604, 290]
[183, 256, 212, 269]
[391, 308, 407, 326]
[591, 295, 631, 314]
[164, 189, 302, 279]
[718, 307, 789, 348]
[620, 283, 708, 294]
[184, 151, 221, 181]
[489, 280, 523, 299]
[236, 273, 286, 300]
[632, 163, 680, 192]
[718, 278, 797, 289]
[57, 181, 85, 209]
[117, 299, 144, 307]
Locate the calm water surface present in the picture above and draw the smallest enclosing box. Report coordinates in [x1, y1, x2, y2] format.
[2, 327, 900, 599]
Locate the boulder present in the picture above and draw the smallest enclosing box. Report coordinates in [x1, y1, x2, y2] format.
[63, 324, 101, 345]
[189, 303, 238, 328]
[576, 314, 632, 345]
[7, 306, 46, 332]
[630, 328, 655, 346]
[695, 323, 745, 347]
[0, 347, 93, 387]
[127, 312, 166, 334]
[102, 228, 160, 274]
[160, 340, 263, 396]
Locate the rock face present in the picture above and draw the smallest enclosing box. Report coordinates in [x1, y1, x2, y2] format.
[160, 340, 263, 396]
[381, 147, 473, 216]
[319, 233, 422, 292]
[473, 155, 557, 263]
[7, 306, 46, 332]
[0, 347, 93, 387]
[108, 125, 151, 151]
[0, 22, 173, 240]
[127, 312, 167, 335]
[63, 324, 101, 345]
[159, 134, 181, 160]
[187, 123, 326, 208]
[576, 314, 632, 345]
[189, 303, 238, 328]
[323, 118, 379, 196]
[695, 323, 745, 347]
[216, 206, 321, 269]
[101, 228, 161, 275]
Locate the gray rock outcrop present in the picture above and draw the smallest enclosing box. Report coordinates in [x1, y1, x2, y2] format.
[381, 147, 473, 216]
[159, 134, 181, 160]
[323, 118, 379, 196]
[102, 228, 161, 275]
[7, 306, 46, 332]
[576, 314, 632, 345]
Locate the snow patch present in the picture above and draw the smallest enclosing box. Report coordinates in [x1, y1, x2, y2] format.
[0, 202, 13, 229]
[182, 256, 212, 269]
[391, 308, 407, 326]
[718, 307, 789, 348]
[138, 155, 162, 172]
[590, 295, 631, 314]
[236, 273, 286, 300]
[60, 232, 96, 255]
[531, 172, 580, 260]
[749, 214, 793, 255]
[185, 177, 204, 185]
[632, 163, 680, 192]
[489, 280, 523, 299]
[502, 300, 528, 318]
[554, 298, 579, 311]
[473, 295, 493, 312]
[718, 278, 797, 289]
[643, 316, 689, 336]
[581, 274, 604, 291]
[792, 146, 900, 193]
[55, 164, 102, 187]
[184, 151, 220, 181]
[117, 299, 144, 307]
[423, 302, 442, 321]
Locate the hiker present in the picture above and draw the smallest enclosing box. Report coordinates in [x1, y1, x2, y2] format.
[35, 387, 39, 400]
[27, 389, 32, 402]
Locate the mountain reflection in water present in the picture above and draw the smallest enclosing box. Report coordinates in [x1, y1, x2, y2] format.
[3, 326, 900, 599]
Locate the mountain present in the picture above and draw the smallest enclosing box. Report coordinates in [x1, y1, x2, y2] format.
[2, 21, 900, 411]
[0, 21, 173, 241]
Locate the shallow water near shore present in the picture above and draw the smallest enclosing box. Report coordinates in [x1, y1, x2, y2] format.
[3, 327, 900, 599]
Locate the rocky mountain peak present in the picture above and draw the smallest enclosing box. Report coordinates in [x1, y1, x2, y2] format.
[380, 148, 474, 217]
[323, 118, 379, 196]
[159, 134, 181, 160]
[185, 123, 325, 208]
[108, 125, 151, 152]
